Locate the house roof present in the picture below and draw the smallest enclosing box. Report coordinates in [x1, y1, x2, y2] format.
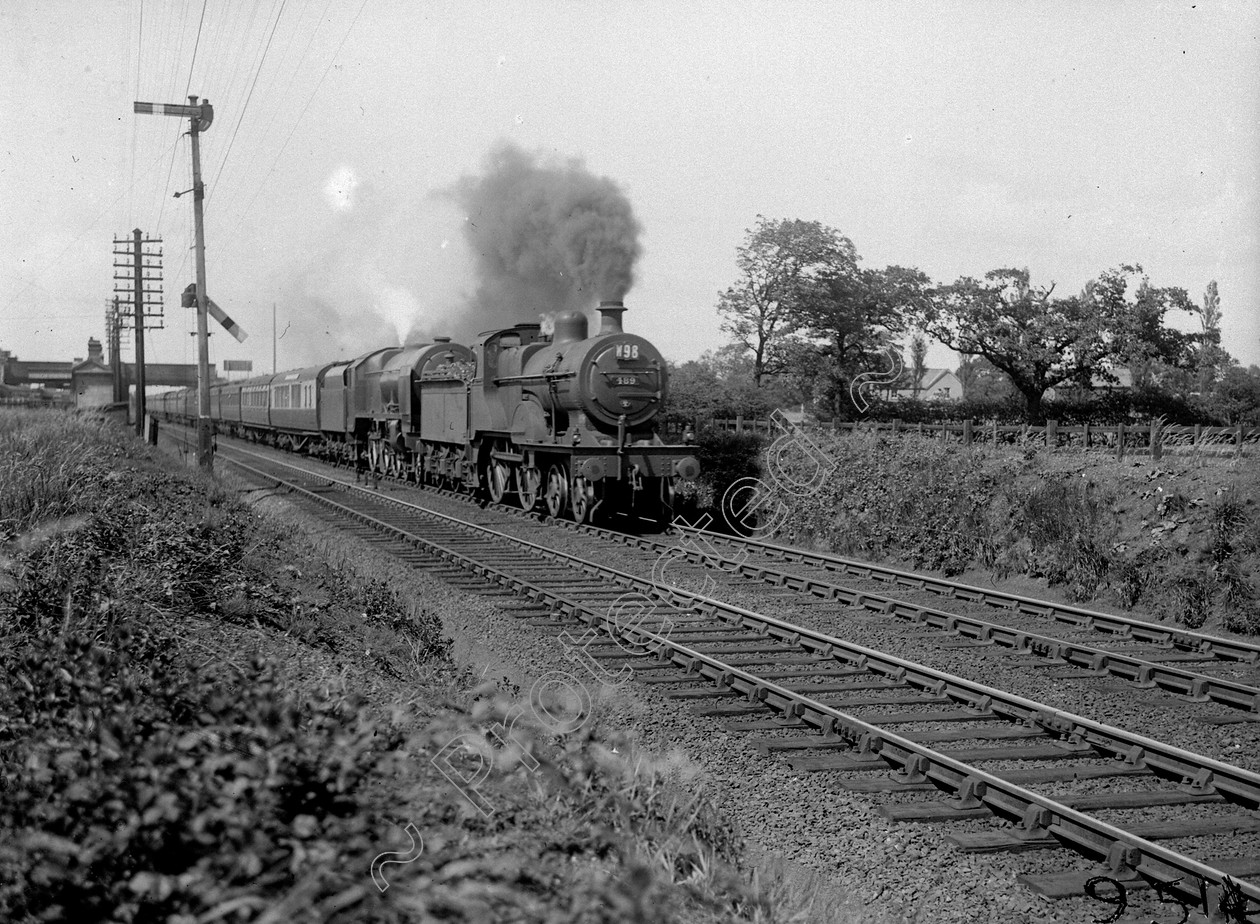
[71, 357, 110, 374]
[897, 368, 957, 391]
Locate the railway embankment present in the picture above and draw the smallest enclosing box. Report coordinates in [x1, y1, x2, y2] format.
[770, 431, 1259, 637]
[0, 409, 817, 923]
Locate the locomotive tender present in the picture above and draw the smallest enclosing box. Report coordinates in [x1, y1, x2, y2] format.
[156, 300, 699, 526]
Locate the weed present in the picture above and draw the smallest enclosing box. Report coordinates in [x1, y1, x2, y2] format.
[1064, 541, 1110, 602]
[1167, 572, 1212, 629]
[1223, 602, 1260, 635]
[1156, 488, 1190, 517]
[1210, 489, 1248, 562]
[1110, 549, 1164, 611]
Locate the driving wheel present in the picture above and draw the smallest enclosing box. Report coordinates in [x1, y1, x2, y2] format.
[518, 465, 542, 511]
[545, 465, 569, 518]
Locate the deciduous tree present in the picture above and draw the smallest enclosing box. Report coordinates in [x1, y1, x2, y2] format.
[662, 345, 792, 433]
[1210, 364, 1260, 425]
[793, 264, 930, 416]
[956, 355, 1016, 402]
[921, 264, 1201, 422]
[1100, 268, 1199, 387]
[716, 217, 857, 386]
[918, 268, 1121, 423]
[908, 333, 928, 398]
[1197, 280, 1228, 394]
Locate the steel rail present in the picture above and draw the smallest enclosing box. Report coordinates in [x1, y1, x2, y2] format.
[679, 525, 1260, 663]
[626, 635, 1260, 914]
[650, 528, 1260, 712]
[218, 448, 1260, 912]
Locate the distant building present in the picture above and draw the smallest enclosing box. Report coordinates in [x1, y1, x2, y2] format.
[71, 338, 114, 408]
[1046, 366, 1134, 400]
[884, 368, 964, 402]
[2, 339, 213, 400]
[776, 405, 816, 426]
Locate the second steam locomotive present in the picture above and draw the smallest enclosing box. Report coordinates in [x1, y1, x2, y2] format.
[155, 300, 699, 526]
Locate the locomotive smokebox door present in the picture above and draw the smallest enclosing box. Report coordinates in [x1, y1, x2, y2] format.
[585, 338, 660, 426]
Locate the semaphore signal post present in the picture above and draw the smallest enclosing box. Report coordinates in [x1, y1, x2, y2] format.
[134, 96, 215, 470]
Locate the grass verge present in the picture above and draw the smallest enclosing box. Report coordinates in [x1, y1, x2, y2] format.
[770, 430, 1260, 634]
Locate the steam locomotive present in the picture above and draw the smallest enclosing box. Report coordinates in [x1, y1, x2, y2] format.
[154, 300, 699, 527]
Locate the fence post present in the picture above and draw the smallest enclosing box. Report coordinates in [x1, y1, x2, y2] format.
[1046, 419, 1057, 452]
[1150, 419, 1163, 461]
[991, 419, 998, 446]
[892, 418, 901, 435]
[1116, 423, 1126, 461]
[963, 419, 973, 445]
[1238, 425, 1245, 458]
[735, 414, 744, 434]
[917, 422, 923, 438]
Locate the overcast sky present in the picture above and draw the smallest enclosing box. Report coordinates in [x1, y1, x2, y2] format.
[2, 0, 1257, 379]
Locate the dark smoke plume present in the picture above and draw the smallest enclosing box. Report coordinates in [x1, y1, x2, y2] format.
[449, 142, 641, 333]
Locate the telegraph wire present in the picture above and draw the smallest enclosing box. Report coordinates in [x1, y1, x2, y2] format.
[228, 0, 370, 223]
[213, 0, 270, 115]
[149, 0, 197, 232]
[194, 0, 274, 213]
[1, 138, 185, 312]
[213, 0, 333, 230]
[183, 0, 210, 98]
[127, 0, 143, 231]
[155, 0, 209, 233]
[207, 0, 289, 207]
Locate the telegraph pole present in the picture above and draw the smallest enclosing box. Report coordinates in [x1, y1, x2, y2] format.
[134, 95, 214, 469]
[112, 233, 163, 432]
[106, 297, 123, 403]
[188, 97, 213, 471]
[132, 229, 147, 433]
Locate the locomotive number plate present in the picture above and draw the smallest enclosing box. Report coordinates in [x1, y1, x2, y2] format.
[615, 343, 640, 361]
[613, 375, 638, 386]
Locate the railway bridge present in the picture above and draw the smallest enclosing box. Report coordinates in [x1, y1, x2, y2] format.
[0, 338, 213, 410]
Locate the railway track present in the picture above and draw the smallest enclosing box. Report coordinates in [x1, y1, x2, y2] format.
[189, 435, 1260, 918]
[257, 431, 1260, 718]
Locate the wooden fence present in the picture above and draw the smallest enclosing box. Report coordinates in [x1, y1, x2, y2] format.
[707, 416, 1256, 460]
[0, 394, 74, 411]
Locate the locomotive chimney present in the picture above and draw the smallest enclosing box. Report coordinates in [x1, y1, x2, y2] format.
[597, 299, 626, 335]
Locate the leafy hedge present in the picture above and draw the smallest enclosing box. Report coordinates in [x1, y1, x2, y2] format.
[840, 385, 1224, 426]
[766, 430, 1260, 632]
[674, 430, 764, 531]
